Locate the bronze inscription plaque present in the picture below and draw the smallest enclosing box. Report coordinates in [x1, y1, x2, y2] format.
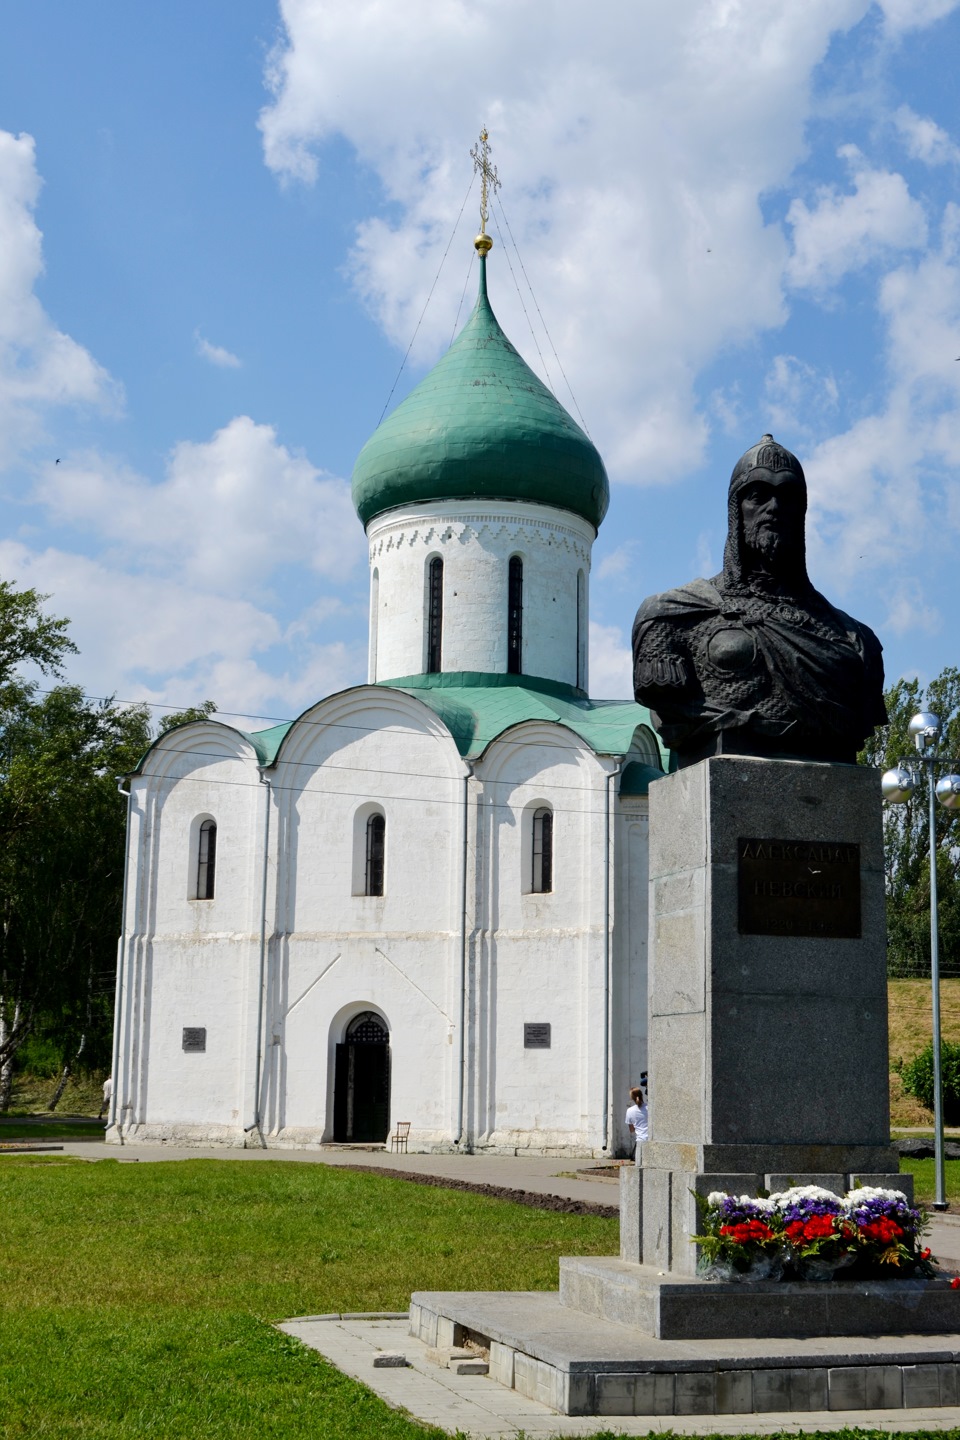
[737, 838, 861, 938]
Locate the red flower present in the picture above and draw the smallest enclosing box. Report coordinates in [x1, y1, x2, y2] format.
[859, 1217, 903, 1244]
[921, 1248, 932, 1261]
[951, 1276, 960, 1290]
[720, 1220, 774, 1244]
[786, 1214, 836, 1243]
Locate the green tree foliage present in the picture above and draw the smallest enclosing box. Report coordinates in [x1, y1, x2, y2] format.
[860, 667, 960, 977]
[0, 579, 76, 701]
[0, 582, 172, 1106]
[0, 688, 151, 1089]
[900, 1041, 960, 1124]
[158, 699, 217, 732]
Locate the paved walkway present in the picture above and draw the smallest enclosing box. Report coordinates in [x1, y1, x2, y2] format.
[283, 1313, 960, 1437]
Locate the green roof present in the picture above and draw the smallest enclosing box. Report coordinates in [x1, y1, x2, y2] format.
[129, 716, 293, 774]
[380, 672, 668, 763]
[351, 256, 609, 530]
[246, 721, 293, 766]
[133, 678, 667, 775]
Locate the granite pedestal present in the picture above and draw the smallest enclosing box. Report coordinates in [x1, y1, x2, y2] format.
[632, 756, 899, 1277]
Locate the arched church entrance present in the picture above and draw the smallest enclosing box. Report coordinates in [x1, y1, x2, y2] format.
[333, 1011, 390, 1143]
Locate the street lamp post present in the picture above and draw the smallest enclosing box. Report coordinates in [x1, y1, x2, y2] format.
[882, 713, 960, 1211]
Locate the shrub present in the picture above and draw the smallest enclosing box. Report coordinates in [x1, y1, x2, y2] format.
[900, 1041, 960, 1124]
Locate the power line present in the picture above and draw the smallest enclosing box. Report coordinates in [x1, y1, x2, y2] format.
[493, 195, 592, 438]
[376, 175, 476, 427]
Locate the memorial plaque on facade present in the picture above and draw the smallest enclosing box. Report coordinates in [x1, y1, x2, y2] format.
[737, 838, 861, 938]
[182, 1027, 207, 1053]
[524, 1023, 551, 1049]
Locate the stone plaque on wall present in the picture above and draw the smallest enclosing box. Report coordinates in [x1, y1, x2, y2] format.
[182, 1027, 207, 1053]
[738, 838, 861, 939]
[524, 1023, 551, 1049]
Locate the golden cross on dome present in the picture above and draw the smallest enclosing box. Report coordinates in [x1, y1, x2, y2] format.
[470, 127, 500, 255]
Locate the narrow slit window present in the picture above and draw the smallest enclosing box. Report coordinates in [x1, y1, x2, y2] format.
[369, 567, 379, 682]
[576, 569, 585, 690]
[427, 557, 443, 673]
[507, 556, 523, 674]
[532, 808, 553, 893]
[197, 819, 217, 900]
[365, 813, 385, 896]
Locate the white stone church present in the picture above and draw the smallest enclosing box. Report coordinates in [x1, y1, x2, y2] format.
[108, 242, 669, 1156]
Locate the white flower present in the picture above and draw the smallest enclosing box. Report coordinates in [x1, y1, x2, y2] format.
[840, 1185, 908, 1211]
[769, 1185, 842, 1208]
[706, 1192, 727, 1206]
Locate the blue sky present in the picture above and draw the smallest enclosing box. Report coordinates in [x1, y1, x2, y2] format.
[1, 0, 958, 729]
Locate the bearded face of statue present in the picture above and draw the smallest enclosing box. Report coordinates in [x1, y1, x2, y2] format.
[738, 468, 805, 579]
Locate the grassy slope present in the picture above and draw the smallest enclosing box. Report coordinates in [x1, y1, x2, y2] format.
[6, 1068, 107, 1116]
[0, 1156, 616, 1440]
[889, 979, 960, 1128]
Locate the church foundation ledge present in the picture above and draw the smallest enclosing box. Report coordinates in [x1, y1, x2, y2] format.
[473, 1134, 612, 1159]
[106, 1123, 248, 1148]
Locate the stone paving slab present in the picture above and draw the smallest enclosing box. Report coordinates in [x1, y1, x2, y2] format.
[281, 1315, 960, 1437]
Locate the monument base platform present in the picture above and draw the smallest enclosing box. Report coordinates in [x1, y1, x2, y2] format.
[559, 1256, 960, 1339]
[410, 1289, 960, 1417]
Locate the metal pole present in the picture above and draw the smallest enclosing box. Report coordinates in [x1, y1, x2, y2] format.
[927, 751, 948, 1209]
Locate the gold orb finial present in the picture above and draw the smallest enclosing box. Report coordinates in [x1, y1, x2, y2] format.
[474, 231, 493, 256]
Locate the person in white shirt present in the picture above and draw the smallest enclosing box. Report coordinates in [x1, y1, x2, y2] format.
[625, 1084, 648, 1157]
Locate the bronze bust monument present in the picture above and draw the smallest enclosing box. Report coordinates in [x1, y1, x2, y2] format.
[632, 434, 887, 766]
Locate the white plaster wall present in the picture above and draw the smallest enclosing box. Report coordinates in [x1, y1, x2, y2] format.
[263, 688, 468, 1148]
[468, 724, 615, 1153]
[111, 725, 266, 1143]
[367, 500, 594, 687]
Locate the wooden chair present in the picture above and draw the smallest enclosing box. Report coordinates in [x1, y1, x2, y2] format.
[390, 1121, 410, 1153]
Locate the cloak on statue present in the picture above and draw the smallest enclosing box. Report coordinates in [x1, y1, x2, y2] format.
[632, 435, 887, 766]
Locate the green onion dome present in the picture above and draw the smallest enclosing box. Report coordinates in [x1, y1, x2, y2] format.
[351, 257, 609, 531]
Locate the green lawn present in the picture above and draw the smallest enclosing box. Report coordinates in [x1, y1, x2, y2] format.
[901, 1157, 960, 1208]
[0, 1155, 617, 1439]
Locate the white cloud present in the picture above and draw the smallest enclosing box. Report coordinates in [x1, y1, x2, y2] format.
[194, 331, 242, 368]
[877, 0, 960, 33]
[894, 105, 960, 166]
[802, 207, 960, 626]
[0, 532, 368, 723]
[596, 544, 635, 582]
[259, 0, 882, 483]
[9, 416, 368, 718]
[0, 128, 369, 722]
[786, 145, 927, 292]
[589, 620, 633, 700]
[883, 580, 942, 637]
[34, 415, 364, 596]
[0, 130, 121, 465]
[764, 354, 839, 435]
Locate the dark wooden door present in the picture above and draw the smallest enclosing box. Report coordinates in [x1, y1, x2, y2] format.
[333, 1042, 390, 1142]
